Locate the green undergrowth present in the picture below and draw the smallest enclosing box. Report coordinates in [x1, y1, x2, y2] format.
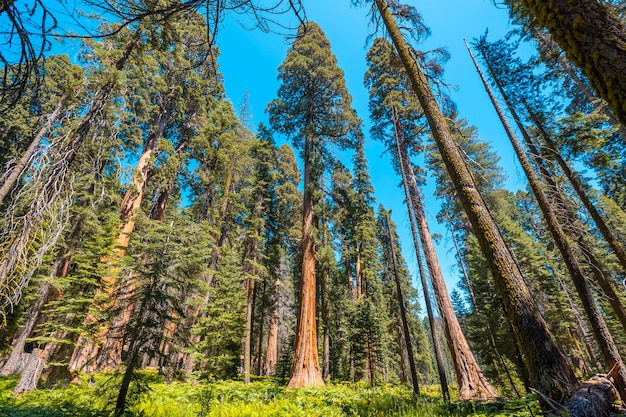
[0, 372, 540, 417]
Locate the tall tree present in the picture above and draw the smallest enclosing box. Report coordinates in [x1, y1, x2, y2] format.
[365, 36, 496, 400]
[357, 0, 579, 399]
[468, 40, 626, 400]
[268, 21, 357, 387]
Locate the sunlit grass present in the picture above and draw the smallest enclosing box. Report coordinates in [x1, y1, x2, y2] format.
[0, 372, 540, 416]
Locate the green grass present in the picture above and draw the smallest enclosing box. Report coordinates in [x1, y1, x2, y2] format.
[0, 373, 540, 417]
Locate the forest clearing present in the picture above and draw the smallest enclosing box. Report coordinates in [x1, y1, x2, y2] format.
[1, 0, 626, 416]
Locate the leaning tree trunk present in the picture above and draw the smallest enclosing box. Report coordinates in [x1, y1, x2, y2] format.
[0, 100, 64, 206]
[518, 0, 626, 126]
[0, 279, 59, 376]
[469, 41, 626, 401]
[385, 211, 420, 397]
[397, 141, 450, 402]
[288, 134, 324, 388]
[478, 47, 626, 335]
[373, 0, 578, 400]
[393, 107, 496, 400]
[523, 102, 626, 276]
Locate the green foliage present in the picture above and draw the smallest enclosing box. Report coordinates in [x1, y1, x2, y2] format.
[0, 375, 541, 417]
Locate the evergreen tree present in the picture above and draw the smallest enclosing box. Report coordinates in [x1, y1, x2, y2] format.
[268, 21, 358, 387]
[358, 0, 578, 400]
[365, 35, 496, 400]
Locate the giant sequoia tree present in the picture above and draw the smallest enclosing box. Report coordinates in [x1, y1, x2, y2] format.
[268, 21, 357, 387]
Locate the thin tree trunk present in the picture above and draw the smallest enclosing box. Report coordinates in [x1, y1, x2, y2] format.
[469, 40, 626, 400]
[385, 211, 420, 397]
[243, 275, 255, 385]
[373, 0, 577, 399]
[355, 245, 362, 299]
[448, 224, 476, 307]
[393, 106, 495, 400]
[0, 100, 64, 206]
[524, 102, 626, 276]
[394, 113, 450, 402]
[534, 30, 626, 142]
[114, 347, 138, 417]
[255, 279, 266, 376]
[288, 134, 324, 388]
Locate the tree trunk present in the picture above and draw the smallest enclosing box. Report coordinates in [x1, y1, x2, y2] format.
[393, 106, 495, 400]
[518, 0, 626, 126]
[524, 102, 626, 277]
[255, 279, 266, 376]
[264, 276, 280, 376]
[0, 100, 64, 206]
[12, 348, 45, 397]
[243, 275, 254, 385]
[534, 30, 626, 142]
[114, 348, 138, 417]
[0, 281, 59, 376]
[373, 0, 578, 399]
[288, 134, 324, 388]
[96, 102, 171, 370]
[469, 40, 626, 401]
[397, 141, 450, 402]
[385, 211, 420, 397]
[560, 375, 626, 417]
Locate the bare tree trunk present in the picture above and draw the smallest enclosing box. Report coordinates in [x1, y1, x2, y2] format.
[469, 40, 626, 401]
[243, 275, 255, 385]
[534, 30, 626, 142]
[255, 279, 266, 376]
[384, 211, 420, 397]
[288, 134, 324, 388]
[0, 100, 64, 205]
[373, 0, 577, 399]
[396, 140, 450, 402]
[12, 348, 45, 397]
[393, 106, 495, 400]
[0, 280, 59, 376]
[321, 267, 330, 381]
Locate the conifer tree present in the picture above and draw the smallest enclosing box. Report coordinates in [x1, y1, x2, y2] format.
[268, 21, 357, 387]
[468, 41, 626, 399]
[356, 0, 579, 399]
[365, 36, 496, 400]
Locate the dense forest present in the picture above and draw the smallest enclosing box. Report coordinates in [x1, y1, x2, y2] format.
[1, 0, 626, 416]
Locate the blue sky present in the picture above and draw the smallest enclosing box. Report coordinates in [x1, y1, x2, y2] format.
[217, 1, 530, 304]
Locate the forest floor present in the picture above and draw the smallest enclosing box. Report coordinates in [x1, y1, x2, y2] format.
[0, 372, 540, 416]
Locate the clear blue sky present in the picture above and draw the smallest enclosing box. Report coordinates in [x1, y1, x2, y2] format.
[217, 1, 529, 305]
